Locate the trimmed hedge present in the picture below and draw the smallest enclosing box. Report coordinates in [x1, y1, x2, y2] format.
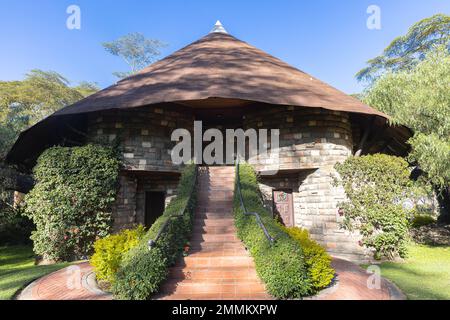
[281, 226, 334, 292]
[112, 164, 197, 300]
[90, 225, 146, 284]
[234, 163, 311, 298]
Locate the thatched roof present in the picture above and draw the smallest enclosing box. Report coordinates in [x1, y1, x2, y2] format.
[7, 28, 408, 167]
[53, 32, 386, 117]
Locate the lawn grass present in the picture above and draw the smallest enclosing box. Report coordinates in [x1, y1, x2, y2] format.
[377, 244, 450, 300]
[0, 245, 69, 300]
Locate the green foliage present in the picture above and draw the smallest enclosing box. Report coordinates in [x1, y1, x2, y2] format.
[102, 33, 166, 79]
[0, 70, 98, 159]
[0, 206, 34, 245]
[112, 164, 197, 300]
[411, 214, 436, 228]
[335, 154, 416, 260]
[356, 14, 450, 83]
[364, 46, 450, 223]
[234, 163, 311, 298]
[24, 144, 120, 261]
[90, 225, 146, 284]
[280, 226, 334, 291]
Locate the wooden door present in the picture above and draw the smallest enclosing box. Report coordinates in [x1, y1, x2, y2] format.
[145, 192, 166, 228]
[273, 190, 294, 227]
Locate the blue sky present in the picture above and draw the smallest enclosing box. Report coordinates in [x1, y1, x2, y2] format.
[0, 0, 448, 94]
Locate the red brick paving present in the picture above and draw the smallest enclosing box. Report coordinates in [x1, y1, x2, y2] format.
[18, 262, 111, 300]
[155, 166, 272, 300]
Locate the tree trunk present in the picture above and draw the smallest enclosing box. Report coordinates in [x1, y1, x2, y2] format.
[437, 186, 450, 224]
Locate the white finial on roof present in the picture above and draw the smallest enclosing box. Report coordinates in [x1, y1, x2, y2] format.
[210, 20, 228, 34]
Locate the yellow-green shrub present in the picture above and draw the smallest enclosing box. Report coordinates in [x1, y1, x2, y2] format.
[90, 225, 146, 283]
[281, 226, 335, 291]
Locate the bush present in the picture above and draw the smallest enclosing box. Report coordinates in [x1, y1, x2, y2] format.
[0, 206, 34, 245]
[234, 163, 311, 298]
[90, 225, 146, 284]
[112, 164, 197, 300]
[24, 144, 120, 261]
[280, 226, 334, 291]
[335, 154, 416, 260]
[411, 214, 436, 228]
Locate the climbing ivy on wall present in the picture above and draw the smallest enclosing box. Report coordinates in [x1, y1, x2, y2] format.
[24, 144, 120, 261]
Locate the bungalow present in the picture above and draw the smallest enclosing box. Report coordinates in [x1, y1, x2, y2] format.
[6, 22, 410, 262]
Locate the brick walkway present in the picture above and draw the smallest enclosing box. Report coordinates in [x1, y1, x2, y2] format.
[17, 257, 403, 300]
[17, 262, 112, 300]
[156, 166, 272, 300]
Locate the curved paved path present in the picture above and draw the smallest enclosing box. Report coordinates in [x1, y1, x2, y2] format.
[17, 262, 112, 300]
[16, 258, 404, 300]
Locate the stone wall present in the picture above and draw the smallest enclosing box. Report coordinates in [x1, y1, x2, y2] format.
[248, 106, 369, 262]
[135, 173, 180, 225]
[111, 171, 180, 231]
[112, 172, 138, 232]
[87, 103, 369, 261]
[87, 104, 194, 172]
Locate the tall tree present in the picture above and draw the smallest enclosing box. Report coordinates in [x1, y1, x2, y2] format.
[102, 32, 166, 79]
[364, 46, 450, 222]
[0, 69, 98, 159]
[356, 14, 450, 84]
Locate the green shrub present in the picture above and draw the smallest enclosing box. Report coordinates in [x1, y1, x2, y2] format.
[234, 163, 311, 298]
[112, 164, 197, 300]
[334, 154, 416, 260]
[281, 226, 334, 291]
[411, 214, 436, 228]
[90, 225, 146, 284]
[24, 144, 120, 261]
[0, 206, 34, 245]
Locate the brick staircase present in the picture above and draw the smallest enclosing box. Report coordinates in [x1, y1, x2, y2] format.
[156, 166, 272, 300]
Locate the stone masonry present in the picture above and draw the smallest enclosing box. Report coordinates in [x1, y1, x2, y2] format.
[87, 104, 369, 261]
[245, 105, 369, 262]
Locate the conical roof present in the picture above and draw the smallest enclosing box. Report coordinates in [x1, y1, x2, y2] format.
[8, 27, 401, 166]
[53, 31, 386, 117]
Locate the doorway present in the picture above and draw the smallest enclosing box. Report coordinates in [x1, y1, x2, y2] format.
[273, 189, 294, 227]
[144, 191, 166, 228]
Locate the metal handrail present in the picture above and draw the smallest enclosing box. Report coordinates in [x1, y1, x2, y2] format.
[235, 159, 275, 244]
[148, 165, 198, 249]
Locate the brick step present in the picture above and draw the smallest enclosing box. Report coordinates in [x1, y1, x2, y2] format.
[195, 212, 234, 218]
[197, 195, 233, 202]
[157, 292, 272, 300]
[159, 279, 267, 296]
[197, 188, 234, 194]
[190, 233, 239, 242]
[197, 192, 234, 197]
[198, 181, 234, 185]
[188, 245, 243, 253]
[168, 266, 259, 281]
[193, 217, 234, 226]
[179, 256, 255, 268]
[193, 225, 236, 234]
[187, 247, 248, 257]
[196, 206, 233, 212]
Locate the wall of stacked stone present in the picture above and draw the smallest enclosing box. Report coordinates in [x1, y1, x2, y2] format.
[112, 173, 138, 232]
[246, 105, 369, 262]
[87, 104, 194, 172]
[86, 105, 192, 231]
[135, 173, 180, 225]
